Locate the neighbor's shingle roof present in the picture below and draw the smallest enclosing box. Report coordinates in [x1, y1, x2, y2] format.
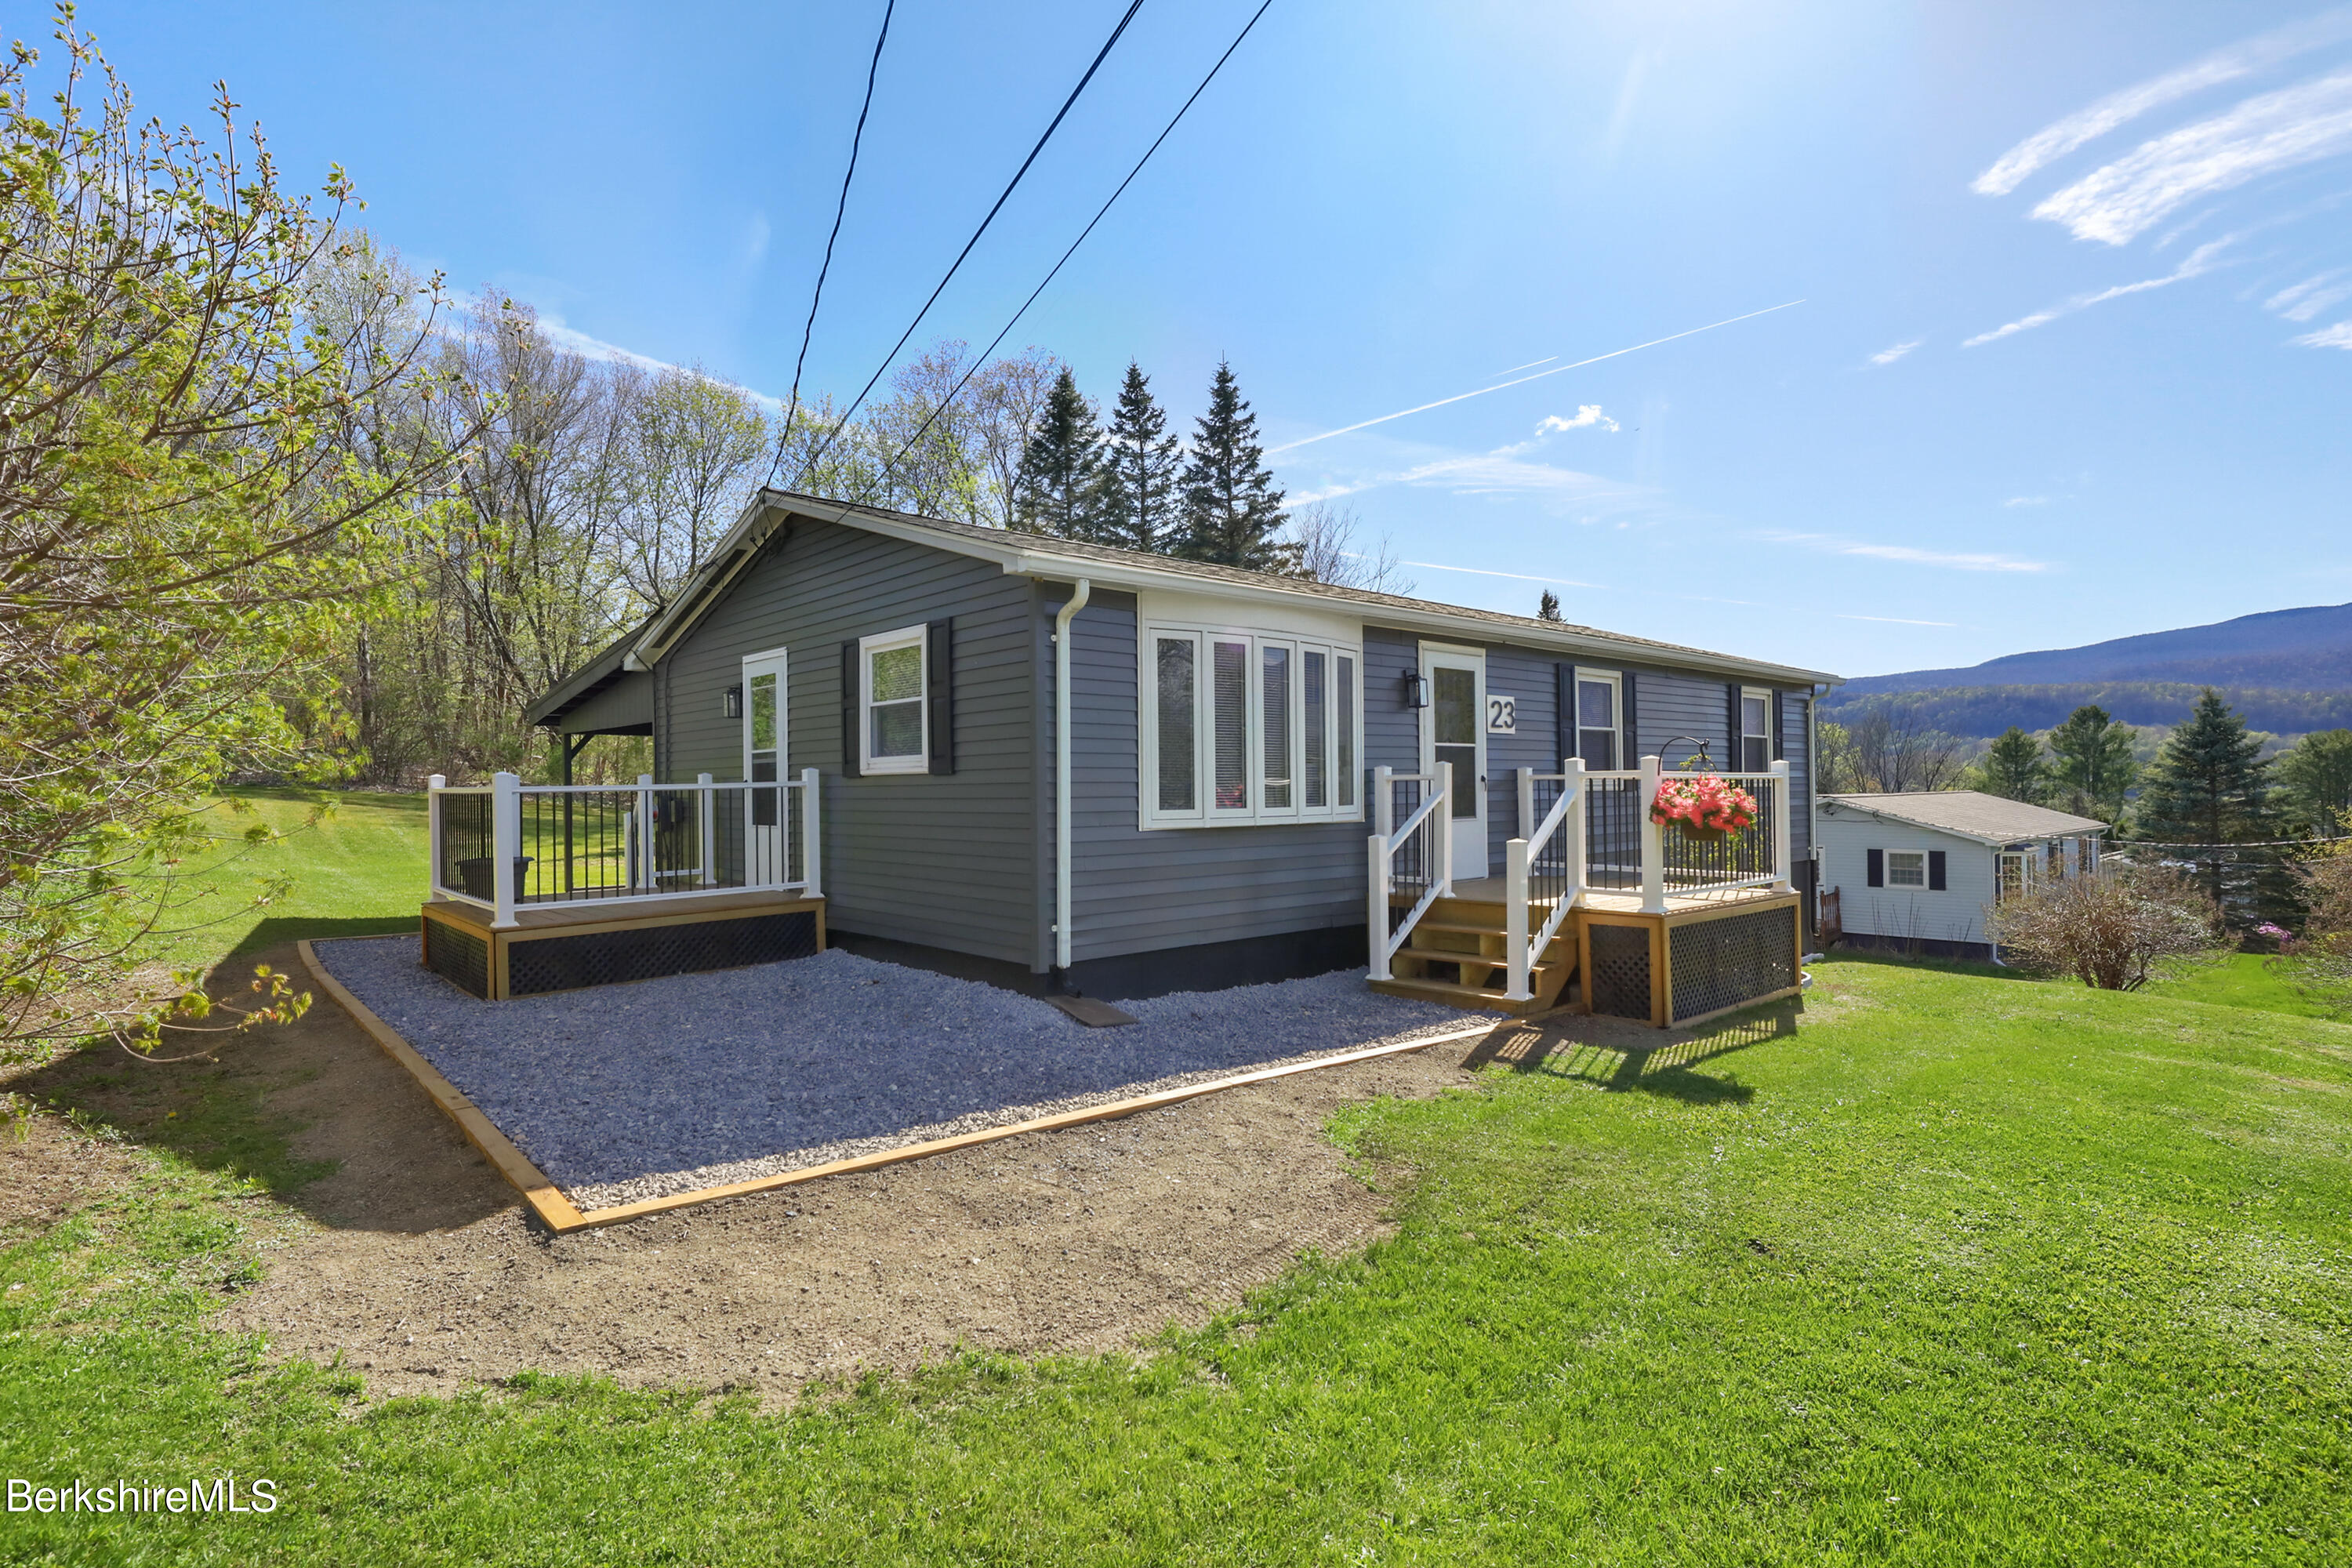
[1821, 790, 2108, 843]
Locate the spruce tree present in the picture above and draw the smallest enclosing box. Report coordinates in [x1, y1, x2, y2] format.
[2276, 728, 2352, 835]
[1537, 588, 1563, 622]
[1091, 361, 1181, 553]
[1980, 727, 2047, 802]
[1011, 368, 1103, 537]
[2138, 689, 2271, 906]
[2047, 704, 2138, 823]
[1177, 360, 1289, 570]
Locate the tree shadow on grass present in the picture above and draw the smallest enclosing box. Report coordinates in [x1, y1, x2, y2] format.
[222, 915, 415, 966]
[1461, 997, 1808, 1105]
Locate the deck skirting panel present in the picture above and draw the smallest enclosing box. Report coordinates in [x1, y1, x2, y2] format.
[419, 895, 826, 1000]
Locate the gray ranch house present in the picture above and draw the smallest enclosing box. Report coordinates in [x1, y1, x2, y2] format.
[1817, 791, 2107, 962]
[423, 490, 1842, 1028]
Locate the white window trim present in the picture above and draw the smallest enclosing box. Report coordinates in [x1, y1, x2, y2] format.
[1573, 666, 1623, 772]
[858, 625, 928, 775]
[1886, 849, 1927, 888]
[1740, 685, 1772, 774]
[1138, 610, 1363, 831]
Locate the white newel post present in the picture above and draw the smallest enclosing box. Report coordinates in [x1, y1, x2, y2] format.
[800, 767, 822, 898]
[637, 774, 655, 892]
[1769, 758, 1793, 892]
[1373, 765, 1394, 839]
[1437, 766, 1455, 896]
[1639, 754, 1667, 914]
[1367, 831, 1390, 981]
[696, 773, 717, 886]
[1564, 757, 1588, 906]
[426, 775, 446, 900]
[1504, 836, 1532, 1001]
[1516, 768, 1534, 840]
[490, 771, 520, 928]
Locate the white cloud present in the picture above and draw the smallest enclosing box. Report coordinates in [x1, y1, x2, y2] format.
[1963, 234, 2235, 346]
[1972, 7, 2352, 198]
[1867, 339, 1922, 366]
[2294, 318, 2352, 347]
[1394, 450, 1642, 502]
[1766, 531, 2052, 573]
[1537, 405, 1620, 434]
[1837, 613, 1961, 627]
[2267, 268, 2352, 319]
[2003, 495, 2050, 507]
[2031, 67, 2352, 245]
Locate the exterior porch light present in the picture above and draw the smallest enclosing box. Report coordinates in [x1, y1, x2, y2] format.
[721, 684, 742, 720]
[1403, 668, 1430, 709]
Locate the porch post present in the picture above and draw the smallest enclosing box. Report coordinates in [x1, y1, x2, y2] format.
[1373, 765, 1394, 839]
[697, 772, 716, 886]
[1437, 765, 1455, 897]
[490, 771, 520, 929]
[1769, 758, 1793, 893]
[1367, 832, 1390, 982]
[1564, 757, 1587, 906]
[426, 775, 446, 902]
[1504, 836, 1532, 1001]
[1516, 768, 1534, 840]
[637, 773, 655, 892]
[800, 766, 822, 899]
[1639, 754, 1666, 914]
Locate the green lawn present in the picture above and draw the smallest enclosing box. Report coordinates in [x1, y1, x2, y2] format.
[2142, 951, 2344, 1022]
[5, 956, 2348, 1563]
[143, 788, 426, 973]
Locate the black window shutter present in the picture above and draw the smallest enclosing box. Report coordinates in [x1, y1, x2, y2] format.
[926, 618, 955, 775]
[1928, 849, 1947, 891]
[840, 641, 860, 778]
[1726, 682, 1740, 771]
[1772, 691, 1786, 761]
[1866, 848, 1885, 887]
[1621, 669, 1639, 767]
[1554, 664, 1573, 770]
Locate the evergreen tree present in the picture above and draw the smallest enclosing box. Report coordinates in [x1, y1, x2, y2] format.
[1091, 361, 1182, 553]
[2276, 728, 2352, 835]
[1177, 360, 1289, 570]
[2047, 703, 2139, 824]
[1010, 367, 1103, 537]
[1980, 727, 2047, 802]
[2138, 689, 2272, 906]
[1537, 588, 1563, 622]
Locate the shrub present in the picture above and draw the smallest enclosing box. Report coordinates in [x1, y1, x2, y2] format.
[1984, 865, 2222, 990]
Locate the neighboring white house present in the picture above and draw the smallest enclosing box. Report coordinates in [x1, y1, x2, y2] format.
[1817, 791, 2108, 961]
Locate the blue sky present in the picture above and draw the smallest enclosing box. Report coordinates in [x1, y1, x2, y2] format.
[74, 1, 2352, 679]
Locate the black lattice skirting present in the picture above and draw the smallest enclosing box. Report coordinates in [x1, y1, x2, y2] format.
[419, 898, 826, 1000]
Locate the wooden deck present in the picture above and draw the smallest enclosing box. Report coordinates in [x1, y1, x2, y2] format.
[1442, 876, 1787, 915]
[421, 888, 825, 1000]
[426, 887, 812, 933]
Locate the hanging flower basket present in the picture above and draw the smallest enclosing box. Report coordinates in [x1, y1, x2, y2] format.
[1650, 774, 1759, 841]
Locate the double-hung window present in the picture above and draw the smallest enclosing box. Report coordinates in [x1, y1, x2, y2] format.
[1886, 850, 1927, 887]
[1739, 688, 1772, 773]
[1574, 669, 1621, 771]
[1142, 599, 1361, 829]
[859, 626, 927, 774]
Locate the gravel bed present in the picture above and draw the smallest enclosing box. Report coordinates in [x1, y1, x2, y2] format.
[311, 937, 1495, 1210]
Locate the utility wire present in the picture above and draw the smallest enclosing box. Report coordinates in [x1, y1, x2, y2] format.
[787, 0, 1148, 489]
[878, 0, 1278, 485]
[770, 0, 897, 487]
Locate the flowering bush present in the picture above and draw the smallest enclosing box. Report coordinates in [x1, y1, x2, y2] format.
[1650, 774, 1759, 836]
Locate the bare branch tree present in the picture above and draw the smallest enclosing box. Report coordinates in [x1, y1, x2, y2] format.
[1285, 501, 1416, 594]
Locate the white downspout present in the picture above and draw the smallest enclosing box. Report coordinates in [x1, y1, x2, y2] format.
[1054, 579, 1091, 977]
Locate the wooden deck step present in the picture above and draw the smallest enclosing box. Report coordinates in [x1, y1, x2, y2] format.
[1370, 975, 1522, 1008]
[1391, 945, 1558, 977]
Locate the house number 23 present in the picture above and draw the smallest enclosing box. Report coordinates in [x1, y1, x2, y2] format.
[1486, 695, 1516, 734]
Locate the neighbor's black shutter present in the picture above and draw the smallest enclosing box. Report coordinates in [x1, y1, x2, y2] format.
[1928, 850, 1947, 891]
[1772, 691, 1787, 762]
[926, 619, 955, 775]
[1726, 682, 1740, 771]
[1555, 664, 1573, 770]
[840, 641, 861, 778]
[1867, 848, 1885, 887]
[1621, 669, 1639, 768]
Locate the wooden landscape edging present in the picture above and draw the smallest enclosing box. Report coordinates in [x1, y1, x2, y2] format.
[298, 938, 1505, 1233]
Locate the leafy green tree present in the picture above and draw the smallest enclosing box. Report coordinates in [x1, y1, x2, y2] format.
[1091, 361, 1182, 553]
[0, 21, 464, 1060]
[2047, 704, 2139, 823]
[2137, 690, 2273, 906]
[1978, 727, 2048, 802]
[1178, 361, 1290, 570]
[1011, 368, 1104, 537]
[2276, 729, 2352, 835]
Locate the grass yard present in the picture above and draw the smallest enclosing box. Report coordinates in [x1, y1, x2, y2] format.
[4, 953, 2347, 1563]
[2142, 951, 2343, 1022]
[140, 788, 426, 974]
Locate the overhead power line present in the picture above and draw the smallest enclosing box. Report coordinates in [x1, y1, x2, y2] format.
[880, 0, 1279, 481]
[771, 0, 898, 486]
[789, 0, 1149, 488]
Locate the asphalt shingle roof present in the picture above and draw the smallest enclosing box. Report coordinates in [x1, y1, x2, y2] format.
[1821, 790, 2109, 843]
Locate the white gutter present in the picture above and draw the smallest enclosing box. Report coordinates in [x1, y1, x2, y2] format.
[1053, 579, 1091, 977]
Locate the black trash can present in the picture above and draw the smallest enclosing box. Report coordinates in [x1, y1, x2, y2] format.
[456, 856, 534, 901]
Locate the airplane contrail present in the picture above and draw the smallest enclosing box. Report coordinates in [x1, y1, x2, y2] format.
[1266, 299, 1806, 456]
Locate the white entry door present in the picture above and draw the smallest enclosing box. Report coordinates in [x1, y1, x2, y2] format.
[741, 649, 788, 884]
[1420, 646, 1488, 878]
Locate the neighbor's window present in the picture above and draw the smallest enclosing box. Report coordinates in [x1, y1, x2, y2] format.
[1144, 616, 1362, 829]
[1575, 669, 1621, 771]
[860, 626, 927, 774]
[1886, 850, 1927, 887]
[1740, 688, 1771, 773]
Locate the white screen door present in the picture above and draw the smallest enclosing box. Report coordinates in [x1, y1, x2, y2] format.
[1421, 647, 1487, 877]
[741, 649, 788, 884]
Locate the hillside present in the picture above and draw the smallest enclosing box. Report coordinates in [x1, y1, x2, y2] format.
[1841, 601, 2352, 699]
[1822, 682, 2352, 739]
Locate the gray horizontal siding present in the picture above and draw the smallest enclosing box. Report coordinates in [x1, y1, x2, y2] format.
[655, 518, 1036, 964]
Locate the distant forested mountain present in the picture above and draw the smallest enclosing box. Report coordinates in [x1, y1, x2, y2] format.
[1828, 603, 2352, 738]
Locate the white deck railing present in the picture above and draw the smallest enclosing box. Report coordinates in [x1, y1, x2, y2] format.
[1502, 760, 1586, 1001]
[1367, 767, 1451, 981]
[429, 770, 821, 929]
